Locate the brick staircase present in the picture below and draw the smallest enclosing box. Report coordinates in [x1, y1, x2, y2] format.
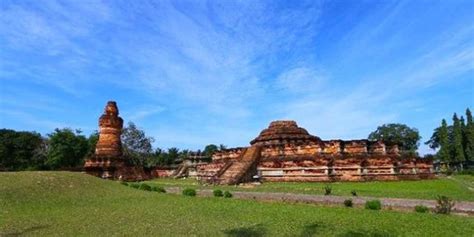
[217, 145, 261, 185]
[172, 164, 188, 178]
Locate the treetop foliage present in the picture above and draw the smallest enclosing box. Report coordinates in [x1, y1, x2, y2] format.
[368, 123, 421, 152]
[427, 108, 473, 164]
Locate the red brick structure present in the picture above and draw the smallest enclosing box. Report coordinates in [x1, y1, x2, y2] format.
[84, 101, 149, 181]
[197, 120, 434, 184]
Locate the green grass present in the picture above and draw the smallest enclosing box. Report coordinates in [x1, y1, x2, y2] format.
[145, 175, 474, 201]
[1, 172, 473, 236]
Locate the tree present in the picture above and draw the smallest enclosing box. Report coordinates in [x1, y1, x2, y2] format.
[178, 149, 190, 162]
[368, 123, 421, 153]
[121, 122, 155, 166]
[426, 125, 454, 152]
[464, 108, 474, 161]
[0, 129, 44, 171]
[203, 144, 219, 159]
[87, 131, 99, 157]
[167, 147, 180, 164]
[46, 128, 89, 169]
[219, 144, 227, 150]
[437, 119, 451, 163]
[452, 114, 465, 163]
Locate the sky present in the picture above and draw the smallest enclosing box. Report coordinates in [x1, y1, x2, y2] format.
[0, 0, 473, 154]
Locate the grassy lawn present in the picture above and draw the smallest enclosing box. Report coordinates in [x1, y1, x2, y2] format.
[1, 172, 473, 236]
[145, 175, 474, 201]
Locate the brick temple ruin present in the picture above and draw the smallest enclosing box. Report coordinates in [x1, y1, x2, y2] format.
[84, 101, 149, 181]
[196, 120, 434, 184]
[83, 102, 434, 184]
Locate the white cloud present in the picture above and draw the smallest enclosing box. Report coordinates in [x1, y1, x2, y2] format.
[124, 105, 166, 122]
[275, 67, 327, 93]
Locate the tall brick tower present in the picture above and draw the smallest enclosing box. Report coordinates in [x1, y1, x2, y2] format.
[84, 101, 124, 179]
[95, 101, 123, 158]
[84, 101, 149, 181]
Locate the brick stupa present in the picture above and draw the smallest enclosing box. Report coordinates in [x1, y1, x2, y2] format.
[250, 120, 322, 146]
[95, 101, 123, 158]
[84, 101, 148, 181]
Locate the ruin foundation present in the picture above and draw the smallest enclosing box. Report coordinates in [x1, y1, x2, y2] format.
[197, 120, 434, 184]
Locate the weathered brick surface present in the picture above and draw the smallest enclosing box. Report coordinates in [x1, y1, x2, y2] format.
[84, 101, 149, 181]
[198, 120, 434, 183]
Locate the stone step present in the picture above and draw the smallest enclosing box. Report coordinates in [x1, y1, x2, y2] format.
[217, 145, 261, 185]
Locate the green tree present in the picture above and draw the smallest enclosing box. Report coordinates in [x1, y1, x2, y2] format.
[151, 148, 165, 167]
[178, 149, 190, 162]
[426, 125, 454, 150]
[464, 108, 474, 161]
[452, 114, 465, 163]
[46, 128, 89, 169]
[203, 144, 219, 159]
[437, 119, 451, 163]
[368, 123, 421, 153]
[0, 129, 44, 171]
[219, 144, 227, 150]
[167, 147, 180, 164]
[87, 131, 99, 157]
[121, 122, 155, 166]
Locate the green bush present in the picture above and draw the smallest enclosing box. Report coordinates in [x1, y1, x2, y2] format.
[223, 191, 233, 198]
[415, 205, 429, 213]
[213, 189, 223, 197]
[365, 200, 382, 210]
[458, 169, 474, 175]
[129, 183, 140, 189]
[434, 195, 455, 214]
[120, 181, 129, 186]
[151, 186, 166, 193]
[182, 188, 197, 197]
[138, 183, 152, 191]
[344, 199, 353, 207]
[351, 190, 357, 196]
[324, 185, 332, 195]
[445, 169, 454, 176]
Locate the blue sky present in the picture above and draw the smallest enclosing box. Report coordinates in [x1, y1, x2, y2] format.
[0, 0, 473, 154]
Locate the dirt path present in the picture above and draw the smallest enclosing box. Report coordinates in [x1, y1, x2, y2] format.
[164, 187, 474, 215]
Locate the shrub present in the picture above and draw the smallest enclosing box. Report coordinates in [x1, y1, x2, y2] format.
[130, 183, 140, 189]
[324, 185, 332, 195]
[120, 181, 129, 186]
[415, 205, 429, 213]
[351, 190, 357, 196]
[434, 195, 455, 214]
[213, 189, 223, 197]
[365, 200, 382, 210]
[344, 199, 353, 207]
[458, 169, 474, 175]
[182, 188, 197, 197]
[445, 169, 454, 176]
[138, 183, 152, 191]
[151, 186, 166, 193]
[223, 191, 233, 198]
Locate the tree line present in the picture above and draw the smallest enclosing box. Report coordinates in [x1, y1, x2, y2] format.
[0, 128, 94, 171]
[0, 122, 224, 171]
[426, 108, 474, 169]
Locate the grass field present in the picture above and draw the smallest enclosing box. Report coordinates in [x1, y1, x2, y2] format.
[1, 172, 473, 236]
[145, 175, 474, 201]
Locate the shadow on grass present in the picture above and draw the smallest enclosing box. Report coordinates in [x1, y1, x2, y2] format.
[338, 229, 395, 237]
[2, 225, 49, 236]
[223, 224, 266, 237]
[299, 222, 327, 237]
